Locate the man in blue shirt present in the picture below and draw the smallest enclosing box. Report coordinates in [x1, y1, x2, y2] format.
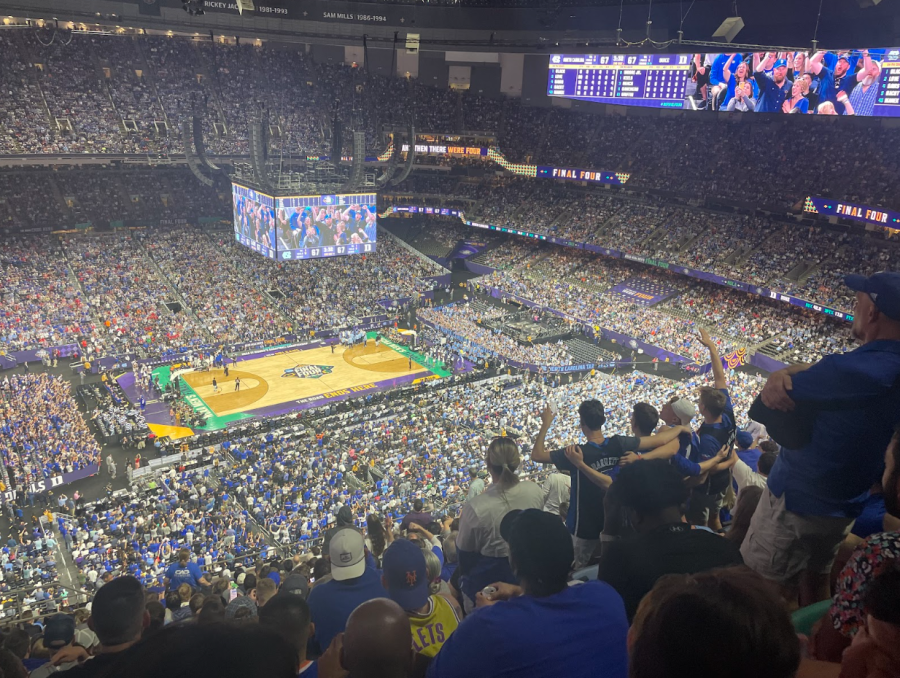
[753, 54, 792, 113]
[807, 50, 860, 115]
[532, 401, 688, 569]
[744, 272, 900, 607]
[427, 509, 628, 678]
[307, 529, 383, 653]
[686, 328, 736, 531]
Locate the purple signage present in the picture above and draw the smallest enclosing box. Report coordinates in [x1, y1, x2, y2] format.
[2, 464, 100, 503]
[535, 167, 628, 185]
[804, 196, 900, 228]
[609, 279, 678, 306]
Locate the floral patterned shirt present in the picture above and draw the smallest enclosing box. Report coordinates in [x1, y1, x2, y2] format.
[829, 530, 900, 637]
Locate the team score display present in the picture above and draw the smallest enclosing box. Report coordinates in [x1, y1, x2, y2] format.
[548, 48, 900, 117]
[275, 193, 377, 261]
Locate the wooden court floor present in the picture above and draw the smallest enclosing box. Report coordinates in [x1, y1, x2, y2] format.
[181, 343, 428, 417]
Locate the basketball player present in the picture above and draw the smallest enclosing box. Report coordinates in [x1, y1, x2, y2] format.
[212, 377, 218, 393]
[235, 377, 241, 392]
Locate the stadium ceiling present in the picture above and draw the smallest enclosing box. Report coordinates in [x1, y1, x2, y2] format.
[0, 0, 896, 50]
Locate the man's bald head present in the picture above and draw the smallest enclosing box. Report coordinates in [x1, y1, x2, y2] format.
[342, 599, 414, 678]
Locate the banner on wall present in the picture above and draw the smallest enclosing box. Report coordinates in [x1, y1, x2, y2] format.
[1, 465, 99, 503]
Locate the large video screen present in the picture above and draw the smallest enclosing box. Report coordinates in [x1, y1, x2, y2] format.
[275, 193, 377, 261]
[232, 184, 276, 259]
[548, 49, 899, 116]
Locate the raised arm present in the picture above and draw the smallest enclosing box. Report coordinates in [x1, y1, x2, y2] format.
[531, 405, 555, 464]
[698, 327, 727, 389]
[756, 52, 776, 73]
[635, 424, 691, 451]
[808, 51, 826, 76]
[855, 49, 871, 83]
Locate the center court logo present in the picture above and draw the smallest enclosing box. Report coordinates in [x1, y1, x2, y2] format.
[282, 364, 335, 379]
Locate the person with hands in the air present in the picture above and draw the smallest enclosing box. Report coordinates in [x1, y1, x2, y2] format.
[683, 327, 736, 532]
[427, 509, 628, 678]
[532, 399, 691, 569]
[744, 272, 900, 608]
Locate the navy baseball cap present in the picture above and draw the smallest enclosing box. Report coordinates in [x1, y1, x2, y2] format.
[845, 272, 900, 321]
[837, 53, 851, 62]
[382, 539, 429, 611]
[44, 614, 76, 649]
[773, 59, 788, 70]
[736, 430, 754, 449]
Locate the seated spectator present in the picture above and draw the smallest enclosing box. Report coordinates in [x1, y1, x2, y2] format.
[455, 437, 544, 612]
[597, 460, 743, 621]
[101, 621, 298, 678]
[29, 614, 76, 678]
[259, 593, 316, 677]
[428, 508, 628, 678]
[838, 564, 900, 678]
[307, 529, 385, 653]
[629, 568, 801, 678]
[381, 539, 460, 658]
[813, 426, 900, 663]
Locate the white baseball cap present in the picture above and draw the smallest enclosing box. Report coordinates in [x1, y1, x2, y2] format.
[329, 530, 365, 581]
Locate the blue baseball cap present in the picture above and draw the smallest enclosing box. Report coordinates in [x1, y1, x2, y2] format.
[773, 59, 788, 70]
[837, 53, 851, 63]
[382, 539, 429, 611]
[845, 272, 900, 321]
[736, 430, 754, 449]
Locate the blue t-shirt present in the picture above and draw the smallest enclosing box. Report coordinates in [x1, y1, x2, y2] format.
[753, 71, 792, 113]
[427, 581, 628, 678]
[165, 561, 204, 590]
[307, 566, 385, 652]
[737, 447, 762, 471]
[767, 340, 900, 517]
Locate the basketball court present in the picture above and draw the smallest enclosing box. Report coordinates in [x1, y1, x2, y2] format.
[135, 336, 449, 437]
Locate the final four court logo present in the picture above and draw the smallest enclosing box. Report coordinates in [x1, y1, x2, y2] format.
[282, 364, 335, 379]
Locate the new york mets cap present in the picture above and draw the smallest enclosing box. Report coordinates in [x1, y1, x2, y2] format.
[329, 529, 366, 581]
[845, 272, 900, 321]
[382, 539, 429, 611]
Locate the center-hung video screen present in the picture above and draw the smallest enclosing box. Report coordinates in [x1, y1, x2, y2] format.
[233, 183, 277, 259]
[275, 193, 377, 261]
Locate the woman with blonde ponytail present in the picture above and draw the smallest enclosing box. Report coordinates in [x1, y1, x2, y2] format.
[455, 437, 544, 612]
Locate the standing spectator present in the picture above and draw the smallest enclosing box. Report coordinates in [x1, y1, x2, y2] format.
[307, 529, 384, 653]
[164, 549, 211, 591]
[532, 402, 686, 568]
[427, 509, 628, 678]
[259, 594, 317, 677]
[745, 272, 900, 606]
[466, 468, 484, 500]
[541, 472, 570, 516]
[455, 438, 544, 611]
[687, 328, 736, 532]
[318, 599, 415, 678]
[400, 499, 433, 533]
[381, 539, 460, 658]
[597, 460, 743, 621]
[55, 576, 149, 677]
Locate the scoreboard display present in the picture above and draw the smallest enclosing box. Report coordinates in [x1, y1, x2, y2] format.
[549, 49, 900, 116]
[548, 53, 693, 109]
[275, 193, 377, 261]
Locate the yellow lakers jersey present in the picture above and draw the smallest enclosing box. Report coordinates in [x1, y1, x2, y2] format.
[408, 595, 460, 657]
